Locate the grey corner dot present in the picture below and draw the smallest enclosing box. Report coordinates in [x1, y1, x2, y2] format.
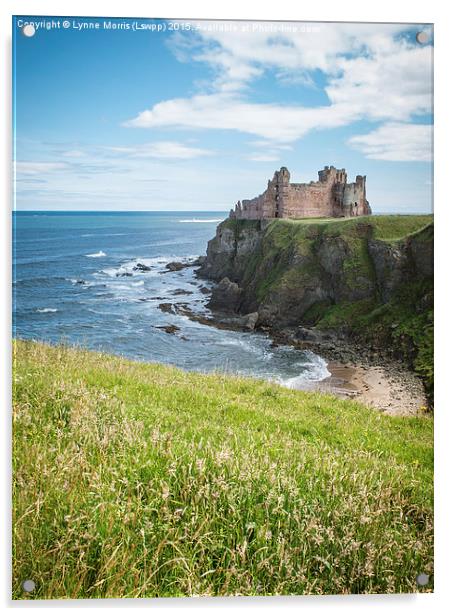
[22, 579, 35, 592]
[416, 572, 429, 586]
[22, 24, 36, 38]
[416, 31, 429, 45]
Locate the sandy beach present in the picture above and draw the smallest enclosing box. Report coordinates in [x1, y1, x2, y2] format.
[314, 362, 429, 416]
[157, 302, 430, 417]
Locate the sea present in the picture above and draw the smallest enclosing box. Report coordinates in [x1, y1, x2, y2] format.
[13, 211, 330, 388]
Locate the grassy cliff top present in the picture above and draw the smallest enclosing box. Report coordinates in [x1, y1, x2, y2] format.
[225, 214, 433, 243]
[275, 214, 433, 240]
[13, 340, 433, 598]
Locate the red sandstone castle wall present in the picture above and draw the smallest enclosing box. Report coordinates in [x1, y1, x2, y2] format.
[281, 183, 336, 218]
[241, 193, 265, 218]
[241, 185, 278, 219]
[232, 167, 370, 220]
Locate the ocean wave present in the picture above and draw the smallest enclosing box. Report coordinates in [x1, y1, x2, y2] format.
[218, 336, 271, 357]
[36, 308, 58, 313]
[101, 267, 122, 278]
[14, 276, 66, 286]
[82, 233, 126, 237]
[276, 352, 330, 389]
[100, 256, 193, 278]
[218, 337, 254, 351]
[178, 218, 223, 223]
[67, 278, 97, 287]
[86, 251, 107, 258]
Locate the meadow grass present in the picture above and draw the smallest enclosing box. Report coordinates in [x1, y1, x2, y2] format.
[263, 214, 433, 241]
[12, 339, 433, 598]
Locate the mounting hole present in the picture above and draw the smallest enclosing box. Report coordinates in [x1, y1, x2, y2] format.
[22, 24, 36, 37]
[22, 579, 35, 592]
[416, 31, 429, 44]
[416, 572, 429, 586]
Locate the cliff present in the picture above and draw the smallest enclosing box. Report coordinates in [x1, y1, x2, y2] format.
[199, 215, 434, 394]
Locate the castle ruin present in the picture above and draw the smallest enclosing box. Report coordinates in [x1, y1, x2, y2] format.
[230, 166, 371, 220]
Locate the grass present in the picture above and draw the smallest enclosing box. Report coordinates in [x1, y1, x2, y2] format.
[13, 340, 433, 599]
[264, 215, 433, 242]
[365, 215, 433, 241]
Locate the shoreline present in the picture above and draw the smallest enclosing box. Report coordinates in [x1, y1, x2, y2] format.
[158, 297, 429, 416]
[315, 361, 428, 416]
[268, 327, 429, 416]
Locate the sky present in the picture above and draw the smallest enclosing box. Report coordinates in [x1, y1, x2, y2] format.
[13, 17, 433, 213]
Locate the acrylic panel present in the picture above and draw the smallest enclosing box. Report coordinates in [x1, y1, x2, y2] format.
[12, 16, 434, 599]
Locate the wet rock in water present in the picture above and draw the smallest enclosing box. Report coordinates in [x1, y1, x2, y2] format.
[75, 279, 85, 285]
[156, 324, 180, 335]
[116, 272, 133, 277]
[172, 303, 249, 333]
[158, 303, 175, 314]
[171, 289, 193, 296]
[165, 257, 205, 272]
[199, 286, 211, 295]
[208, 311, 259, 332]
[208, 277, 243, 312]
[165, 261, 185, 272]
[134, 263, 152, 272]
[242, 312, 259, 331]
[192, 256, 206, 266]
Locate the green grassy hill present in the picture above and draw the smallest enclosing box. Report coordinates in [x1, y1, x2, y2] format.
[13, 340, 433, 598]
[227, 214, 432, 240]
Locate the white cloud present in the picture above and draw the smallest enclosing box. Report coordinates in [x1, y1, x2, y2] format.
[326, 45, 432, 122]
[14, 141, 235, 211]
[170, 23, 389, 89]
[246, 141, 293, 161]
[15, 162, 68, 175]
[124, 94, 357, 142]
[249, 141, 293, 150]
[248, 153, 281, 162]
[125, 23, 433, 146]
[348, 122, 433, 161]
[105, 141, 213, 159]
[62, 149, 85, 158]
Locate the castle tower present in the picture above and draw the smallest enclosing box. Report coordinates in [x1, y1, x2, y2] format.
[274, 167, 290, 218]
[229, 165, 371, 220]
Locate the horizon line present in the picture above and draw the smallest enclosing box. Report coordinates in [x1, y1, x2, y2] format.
[12, 209, 230, 213]
[12, 209, 434, 215]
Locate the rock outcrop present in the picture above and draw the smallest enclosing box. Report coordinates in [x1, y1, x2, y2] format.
[199, 216, 433, 328]
[198, 215, 433, 396]
[207, 277, 243, 312]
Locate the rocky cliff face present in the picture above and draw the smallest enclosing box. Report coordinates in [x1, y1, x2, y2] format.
[199, 216, 433, 326]
[200, 219, 264, 282]
[199, 215, 434, 393]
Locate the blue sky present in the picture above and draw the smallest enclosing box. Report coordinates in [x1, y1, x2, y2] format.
[13, 17, 433, 212]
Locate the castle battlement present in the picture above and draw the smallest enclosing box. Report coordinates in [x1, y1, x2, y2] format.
[230, 166, 371, 220]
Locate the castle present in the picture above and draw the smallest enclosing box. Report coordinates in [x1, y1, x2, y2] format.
[230, 166, 371, 220]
